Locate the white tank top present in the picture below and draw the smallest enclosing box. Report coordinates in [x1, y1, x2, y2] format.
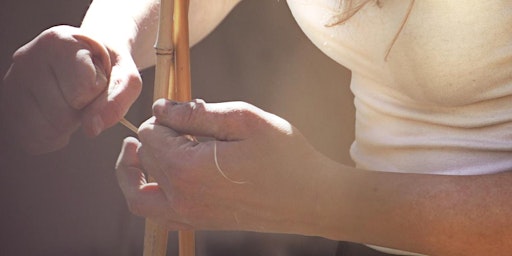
[287, 0, 512, 175]
[287, 0, 512, 254]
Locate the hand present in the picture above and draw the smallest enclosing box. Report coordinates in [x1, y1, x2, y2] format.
[116, 99, 329, 234]
[1, 25, 141, 154]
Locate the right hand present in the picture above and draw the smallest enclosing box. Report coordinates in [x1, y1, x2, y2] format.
[116, 100, 328, 235]
[1, 25, 142, 154]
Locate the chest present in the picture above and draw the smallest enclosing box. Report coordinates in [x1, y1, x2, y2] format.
[287, 0, 512, 106]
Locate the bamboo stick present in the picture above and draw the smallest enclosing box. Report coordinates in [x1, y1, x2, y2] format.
[153, 0, 175, 102]
[120, 117, 138, 133]
[144, 0, 195, 255]
[172, 1, 195, 256]
[143, 0, 174, 255]
[171, 0, 192, 102]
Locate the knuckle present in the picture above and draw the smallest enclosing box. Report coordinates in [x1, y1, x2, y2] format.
[113, 66, 142, 93]
[14, 26, 75, 61]
[230, 102, 262, 126]
[107, 72, 142, 117]
[137, 122, 154, 142]
[187, 100, 206, 121]
[38, 26, 73, 48]
[69, 78, 99, 110]
[39, 27, 61, 41]
[126, 72, 143, 91]
[66, 58, 108, 110]
[68, 94, 86, 110]
[45, 25, 71, 34]
[11, 47, 27, 61]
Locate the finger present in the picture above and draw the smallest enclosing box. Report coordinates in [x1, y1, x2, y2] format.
[116, 137, 169, 218]
[81, 57, 142, 137]
[7, 28, 82, 133]
[18, 95, 73, 154]
[138, 117, 190, 148]
[72, 33, 112, 74]
[138, 116, 244, 191]
[138, 116, 198, 161]
[137, 118, 195, 196]
[115, 136, 142, 175]
[52, 47, 108, 110]
[31, 62, 81, 131]
[2, 62, 77, 153]
[47, 28, 112, 111]
[152, 99, 263, 141]
[136, 123, 215, 228]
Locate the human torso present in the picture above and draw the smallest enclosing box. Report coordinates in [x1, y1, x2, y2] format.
[288, 0, 512, 175]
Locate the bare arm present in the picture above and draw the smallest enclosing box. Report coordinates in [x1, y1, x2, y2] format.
[316, 163, 512, 255]
[1, 0, 240, 153]
[80, 0, 241, 70]
[116, 100, 512, 256]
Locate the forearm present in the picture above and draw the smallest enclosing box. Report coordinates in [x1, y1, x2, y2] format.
[312, 162, 512, 255]
[80, 0, 159, 69]
[80, 0, 241, 70]
[115, 99, 512, 255]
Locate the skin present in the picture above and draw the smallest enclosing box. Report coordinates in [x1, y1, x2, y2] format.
[1, 25, 141, 153]
[4, 0, 512, 255]
[117, 99, 512, 256]
[0, 0, 239, 154]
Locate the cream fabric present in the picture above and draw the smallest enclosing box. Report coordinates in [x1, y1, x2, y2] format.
[288, 0, 512, 255]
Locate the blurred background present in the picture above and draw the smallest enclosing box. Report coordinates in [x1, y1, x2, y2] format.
[0, 0, 355, 255]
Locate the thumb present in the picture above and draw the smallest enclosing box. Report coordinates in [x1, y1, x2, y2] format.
[152, 99, 261, 141]
[73, 33, 112, 75]
[81, 56, 142, 137]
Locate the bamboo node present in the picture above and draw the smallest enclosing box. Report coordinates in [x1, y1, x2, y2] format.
[154, 47, 174, 55]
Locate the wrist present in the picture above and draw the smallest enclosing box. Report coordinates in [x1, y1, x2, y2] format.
[305, 157, 351, 241]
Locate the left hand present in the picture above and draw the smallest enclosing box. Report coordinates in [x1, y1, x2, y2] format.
[116, 99, 329, 234]
[1, 25, 142, 154]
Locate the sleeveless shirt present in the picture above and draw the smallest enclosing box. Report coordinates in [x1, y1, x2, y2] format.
[287, 0, 512, 254]
[287, 0, 512, 175]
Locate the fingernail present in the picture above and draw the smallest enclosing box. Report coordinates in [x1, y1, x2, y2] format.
[90, 115, 104, 136]
[152, 99, 179, 116]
